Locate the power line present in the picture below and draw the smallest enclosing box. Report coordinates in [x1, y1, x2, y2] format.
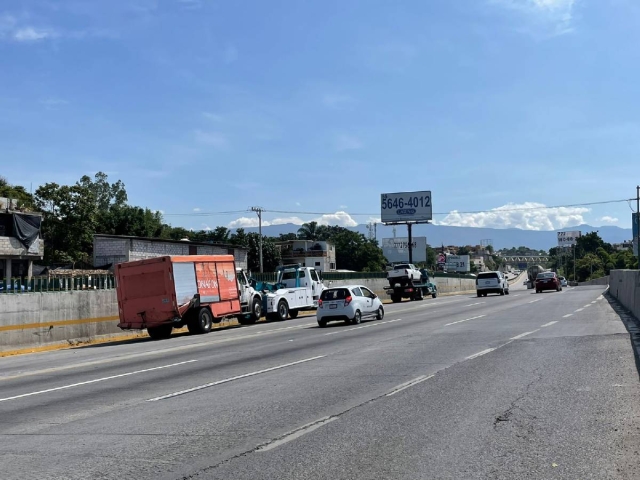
[160, 198, 634, 218]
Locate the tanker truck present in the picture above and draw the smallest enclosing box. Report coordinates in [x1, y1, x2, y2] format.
[526, 265, 546, 289]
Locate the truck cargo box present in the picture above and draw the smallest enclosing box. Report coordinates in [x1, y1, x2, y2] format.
[116, 255, 241, 331]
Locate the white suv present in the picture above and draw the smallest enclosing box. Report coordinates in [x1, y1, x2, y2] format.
[317, 285, 384, 327]
[476, 271, 509, 297]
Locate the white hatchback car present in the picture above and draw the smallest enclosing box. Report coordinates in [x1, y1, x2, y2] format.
[317, 285, 384, 327]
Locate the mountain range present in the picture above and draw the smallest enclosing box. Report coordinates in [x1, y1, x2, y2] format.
[237, 223, 633, 251]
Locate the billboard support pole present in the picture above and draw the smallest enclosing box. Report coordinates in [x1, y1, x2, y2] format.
[407, 223, 413, 264]
[636, 185, 639, 267]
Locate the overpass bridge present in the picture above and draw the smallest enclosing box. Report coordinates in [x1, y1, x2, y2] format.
[501, 255, 549, 265]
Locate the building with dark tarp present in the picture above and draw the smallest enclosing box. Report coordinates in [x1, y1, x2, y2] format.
[0, 202, 44, 285]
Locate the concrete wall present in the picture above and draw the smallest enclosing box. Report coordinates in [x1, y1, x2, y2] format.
[93, 236, 248, 271]
[0, 290, 119, 352]
[579, 276, 610, 286]
[609, 270, 640, 320]
[0, 236, 44, 257]
[326, 277, 476, 299]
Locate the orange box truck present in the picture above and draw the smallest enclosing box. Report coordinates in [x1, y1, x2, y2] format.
[116, 255, 242, 339]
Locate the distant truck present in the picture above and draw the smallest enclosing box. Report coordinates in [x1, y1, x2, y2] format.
[255, 264, 326, 321]
[116, 255, 261, 339]
[526, 265, 546, 289]
[385, 268, 438, 303]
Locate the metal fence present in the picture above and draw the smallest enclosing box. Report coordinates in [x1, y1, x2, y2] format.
[0, 275, 116, 294]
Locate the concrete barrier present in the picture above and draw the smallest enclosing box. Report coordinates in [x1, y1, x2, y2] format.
[0, 290, 119, 352]
[609, 270, 640, 320]
[0, 275, 478, 352]
[579, 276, 610, 286]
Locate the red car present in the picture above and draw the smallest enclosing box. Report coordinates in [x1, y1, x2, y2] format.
[535, 272, 562, 293]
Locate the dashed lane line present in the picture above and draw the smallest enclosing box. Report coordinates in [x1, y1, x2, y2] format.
[147, 356, 325, 402]
[444, 315, 486, 327]
[511, 329, 540, 340]
[541, 321, 558, 327]
[563, 314, 573, 318]
[0, 360, 198, 403]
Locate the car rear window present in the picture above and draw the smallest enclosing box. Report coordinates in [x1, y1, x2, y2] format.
[394, 264, 410, 269]
[321, 288, 350, 301]
[537, 272, 554, 279]
[478, 273, 498, 280]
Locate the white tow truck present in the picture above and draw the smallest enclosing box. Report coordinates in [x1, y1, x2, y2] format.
[236, 268, 264, 325]
[260, 264, 326, 321]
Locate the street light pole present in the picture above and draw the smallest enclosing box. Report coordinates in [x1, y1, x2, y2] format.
[637, 185, 640, 267]
[250, 206, 264, 273]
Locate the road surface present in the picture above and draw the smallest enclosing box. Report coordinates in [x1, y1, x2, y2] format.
[1, 282, 639, 479]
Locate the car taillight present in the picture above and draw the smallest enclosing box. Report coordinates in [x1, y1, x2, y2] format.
[318, 299, 323, 308]
[344, 295, 352, 306]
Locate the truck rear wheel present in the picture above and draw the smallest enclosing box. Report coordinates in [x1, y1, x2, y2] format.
[391, 294, 401, 303]
[147, 325, 173, 340]
[277, 300, 289, 321]
[288, 310, 299, 319]
[237, 315, 256, 325]
[432, 291, 437, 298]
[188, 307, 213, 334]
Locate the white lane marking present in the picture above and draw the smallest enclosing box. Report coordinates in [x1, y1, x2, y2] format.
[147, 356, 325, 402]
[528, 299, 541, 304]
[563, 314, 573, 318]
[323, 319, 402, 336]
[0, 360, 198, 403]
[584, 304, 592, 308]
[541, 321, 558, 328]
[512, 294, 521, 297]
[445, 315, 486, 327]
[386, 375, 435, 396]
[466, 348, 495, 360]
[591, 301, 597, 304]
[575, 308, 584, 312]
[464, 302, 485, 307]
[257, 416, 338, 452]
[511, 329, 539, 340]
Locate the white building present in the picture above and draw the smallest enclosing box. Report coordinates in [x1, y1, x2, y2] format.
[93, 234, 248, 271]
[276, 240, 336, 273]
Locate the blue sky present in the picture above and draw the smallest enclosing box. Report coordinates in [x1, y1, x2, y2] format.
[1, 0, 638, 232]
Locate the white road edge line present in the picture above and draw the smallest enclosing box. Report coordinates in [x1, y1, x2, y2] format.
[541, 321, 558, 327]
[563, 314, 573, 318]
[386, 375, 435, 397]
[575, 308, 584, 312]
[147, 356, 325, 402]
[511, 329, 540, 340]
[257, 416, 338, 452]
[445, 315, 486, 327]
[0, 360, 198, 403]
[465, 348, 495, 360]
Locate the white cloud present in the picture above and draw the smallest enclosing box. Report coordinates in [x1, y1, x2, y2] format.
[193, 207, 201, 212]
[491, 0, 578, 36]
[334, 134, 363, 152]
[201, 223, 211, 231]
[367, 217, 382, 224]
[295, 202, 301, 207]
[339, 205, 348, 209]
[14, 27, 55, 42]
[202, 112, 223, 122]
[271, 217, 304, 226]
[228, 217, 271, 229]
[598, 216, 619, 225]
[437, 202, 589, 230]
[195, 130, 228, 148]
[315, 211, 358, 227]
[322, 94, 354, 109]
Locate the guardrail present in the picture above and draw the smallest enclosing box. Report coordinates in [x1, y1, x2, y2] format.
[250, 271, 477, 282]
[0, 275, 116, 294]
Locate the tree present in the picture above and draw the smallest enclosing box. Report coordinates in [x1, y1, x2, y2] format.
[457, 246, 471, 256]
[35, 182, 98, 263]
[297, 221, 320, 241]
[230, 228, 248, 247]
[278, 233, 298, 241]
[328, 228, 386, 271]
[246, 233, 281, 272]
[0, 178, 35, 210]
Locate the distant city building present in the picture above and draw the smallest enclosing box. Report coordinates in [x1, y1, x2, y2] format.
[276, 240, 336, 272]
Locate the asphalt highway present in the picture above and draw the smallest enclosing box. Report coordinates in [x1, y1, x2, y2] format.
[1, 281, 639, 480]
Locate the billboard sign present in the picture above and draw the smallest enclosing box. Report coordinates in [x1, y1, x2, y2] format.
[445, 254, 470, 273]
[382, 237, 427, 263]
[557, 230, 581, 247]
[381, 191, 432, 224]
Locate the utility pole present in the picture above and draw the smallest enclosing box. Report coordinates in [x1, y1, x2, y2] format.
[637, 186, 640, 267]
[250, 206, 264, 273]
